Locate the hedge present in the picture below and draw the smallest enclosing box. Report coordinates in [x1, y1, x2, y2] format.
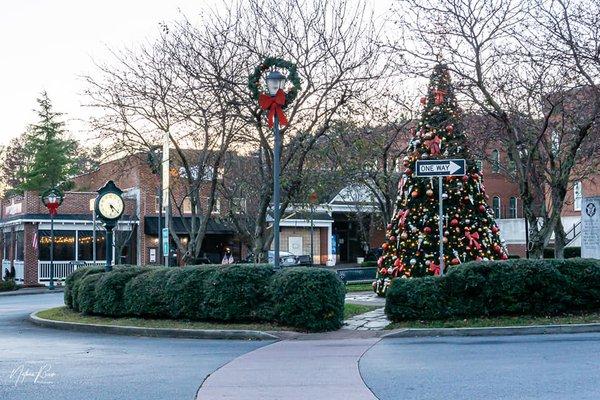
[0, 279, 17, 292]
[385, 258, 600, 322]
[65, 264, 345, 332]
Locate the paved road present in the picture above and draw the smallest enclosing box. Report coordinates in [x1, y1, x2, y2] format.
[0, 293, 269, 400]
[360, 334, 600, 400]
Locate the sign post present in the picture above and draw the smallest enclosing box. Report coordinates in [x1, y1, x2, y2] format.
[581, 196, 600, 259]
[162, 228, 170, 263]
[415, 159, 466, 276]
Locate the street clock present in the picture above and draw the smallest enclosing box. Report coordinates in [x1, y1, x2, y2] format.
[95, 180, 125, 271]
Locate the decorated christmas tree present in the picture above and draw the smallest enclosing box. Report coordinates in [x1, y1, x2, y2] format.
[374, 63, 508, 294]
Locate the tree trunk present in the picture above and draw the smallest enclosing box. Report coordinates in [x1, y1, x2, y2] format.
[553, 218, 566, 259]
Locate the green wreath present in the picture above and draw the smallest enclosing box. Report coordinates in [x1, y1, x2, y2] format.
[248, 57, 301, 109]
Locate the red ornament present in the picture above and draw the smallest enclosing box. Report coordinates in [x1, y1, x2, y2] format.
[405, 168, 413, 176]
[379, 268, 388, 276]
[382, 243, 389, 251]
[501, 253, 509, 260]
[387, 224, 392, 230]
[420, 96, 427, 105]
[492, 226, 500, 234]
[428, 262, 440, 276]
[451, 258, 461, 265]
[446, 124, 454, 133]
[411, 190, 419, 198]
[394, 258, 403, 267]
[494, 244, 502, 253]
[258, 89, 288, 128]
[450, 219, 459, 227]
[424, 135, 442, 155]
[434, 89, 446, 105]
[423, 226, 432, 234]
[478, 204, 486, 213]
[389, 236, 396, 242]
[462, 175, 469, 182]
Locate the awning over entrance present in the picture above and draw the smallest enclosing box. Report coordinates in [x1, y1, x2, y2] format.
[143, 216, 234, 236]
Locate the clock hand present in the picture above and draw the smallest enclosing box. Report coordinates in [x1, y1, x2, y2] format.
[110, 204, 117, 212]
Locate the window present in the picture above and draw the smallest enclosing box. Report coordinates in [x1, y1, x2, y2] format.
[475, 160, 483, 171]
[15, 230, 24, 261]
[574, 181, 582, 211]
[212, 199, 221, 214]
[491, 150, 500, 173]
[38, 230, 76, 261]
[492, 196, 501, 219]
[181, 198, 192, 214]
[78, 231, 106, 261]
[508, 197, 517, 218]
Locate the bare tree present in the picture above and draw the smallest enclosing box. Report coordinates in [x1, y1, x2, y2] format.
[390, 0, 600, 258]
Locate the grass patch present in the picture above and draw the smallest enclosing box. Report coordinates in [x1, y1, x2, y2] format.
[385, 311, 600, 330]
[37, 307, 295, 331]
[345, 283, 374, 292]
[344, 303, 379, 319]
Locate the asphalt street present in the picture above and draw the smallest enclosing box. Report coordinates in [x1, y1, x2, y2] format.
[360, 334, 600, 400]
[0, 292, 269, 400]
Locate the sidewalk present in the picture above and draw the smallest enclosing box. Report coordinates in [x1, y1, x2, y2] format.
[196, 339, 379, 400]
[0, 287, 64, 297]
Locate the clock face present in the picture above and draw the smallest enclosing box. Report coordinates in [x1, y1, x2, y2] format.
[98, 192, 124, 219]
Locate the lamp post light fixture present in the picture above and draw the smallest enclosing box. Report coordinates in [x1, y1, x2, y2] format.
[41, 188, 64, 290]
[265, 70, 288, 269]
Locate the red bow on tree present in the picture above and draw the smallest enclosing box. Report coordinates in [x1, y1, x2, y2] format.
[429, 262, 440, 276]
[465, 231, 481, 250]
[398, 209, 409, 226]
[258, 89, 288, 128]
[425, 135, 442, 155]
[434, 89, 446, 105]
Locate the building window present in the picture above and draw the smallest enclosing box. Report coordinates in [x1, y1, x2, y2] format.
[39, 230, 76, 261]
[15, 230, 24, 261]
[491, 150, 500, 173]
[78, 231, 106, 261]
[213, 199, 221, 214]
[574, 181, 582, 211]
[508, 197, 517, 218]
[181, 198, 192, 214]
[493, 196, 501, 219]
[475, 160, 483, 171]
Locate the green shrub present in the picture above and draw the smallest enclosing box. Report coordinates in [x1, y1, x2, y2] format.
[75, 273, 104, 314]
[360, 260, 378, 268]
[66, 264, 346, 332]
[269, 267, 345, 332]
[124, 268, 175, 318]
[93, 267, 152, 316]
[64, 267, 104, 308]
[385, 258, 600, 322]
[0, 279, 17, 292]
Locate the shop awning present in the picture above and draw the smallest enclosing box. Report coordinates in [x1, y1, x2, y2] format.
[143, 216, 234, 236]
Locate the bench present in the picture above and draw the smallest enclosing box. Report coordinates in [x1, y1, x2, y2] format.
[336, 267, 377, 284]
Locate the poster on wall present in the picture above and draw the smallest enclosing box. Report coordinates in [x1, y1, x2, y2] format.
[581, 196, 600, 259]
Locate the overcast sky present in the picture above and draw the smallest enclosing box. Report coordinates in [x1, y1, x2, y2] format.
[0, 0, 393, 146]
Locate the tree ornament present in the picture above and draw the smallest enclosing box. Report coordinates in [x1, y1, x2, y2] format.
[426, 189, 434, 197]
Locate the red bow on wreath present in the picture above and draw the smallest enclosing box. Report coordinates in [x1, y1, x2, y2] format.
[425, 135, 442, 155]
[258, 89, 288, 128]
[465, 231, 481, 250]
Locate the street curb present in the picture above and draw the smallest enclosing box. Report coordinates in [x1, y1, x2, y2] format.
[0, 288, 64, 297]
[29, 311, 282, 341]
[382, 323, 600, 338]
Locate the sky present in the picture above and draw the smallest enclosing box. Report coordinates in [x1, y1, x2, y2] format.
[0, 0, 394, 147]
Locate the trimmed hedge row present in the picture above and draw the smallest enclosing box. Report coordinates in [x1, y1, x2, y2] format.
[65, 264, 345, 332]
[385, 258, 600, 321]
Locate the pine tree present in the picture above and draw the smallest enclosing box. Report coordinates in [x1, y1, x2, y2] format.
[375, 63, 507, 293]
[17, 92, 79, 192]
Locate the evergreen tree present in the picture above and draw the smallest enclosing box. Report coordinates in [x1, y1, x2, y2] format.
[17, 92, 79, 192]
[375, 63, 507, 293]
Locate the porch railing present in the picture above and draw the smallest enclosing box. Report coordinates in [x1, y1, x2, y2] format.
[2, 259, 11, 279]
[38, 260, 106, 283]
[13, 261, 24, 283]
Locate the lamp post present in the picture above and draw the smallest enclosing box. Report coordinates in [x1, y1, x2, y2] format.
[265, 70, 288, 269]
[41, 188, 64, 290]
[309, 191, 318, 266]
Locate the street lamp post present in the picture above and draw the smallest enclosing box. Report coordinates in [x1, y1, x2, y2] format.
[265, 70, 287, 269]
[41, 188, 64, 290]
[309, 191, 318, 266]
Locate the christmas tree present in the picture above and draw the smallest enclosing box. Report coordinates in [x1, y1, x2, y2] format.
[374, 63, 508, 294]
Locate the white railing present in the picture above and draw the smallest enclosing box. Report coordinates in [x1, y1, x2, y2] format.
[38, 260, 106, 283]
[13, 261, 24, 283]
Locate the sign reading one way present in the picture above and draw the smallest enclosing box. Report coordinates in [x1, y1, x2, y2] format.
[415, 159, 466, 177]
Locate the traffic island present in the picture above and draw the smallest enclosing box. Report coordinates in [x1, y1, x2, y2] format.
[30, 307, 298, 340]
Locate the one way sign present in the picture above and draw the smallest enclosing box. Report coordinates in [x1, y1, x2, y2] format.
[415, 159, 466, 177]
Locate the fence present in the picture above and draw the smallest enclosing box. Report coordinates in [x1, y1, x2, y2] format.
[38, 260, 106, 283]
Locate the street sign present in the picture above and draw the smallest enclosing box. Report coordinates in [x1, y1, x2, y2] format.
[162, 228, 169, 256]
[415, 159, 466, 177]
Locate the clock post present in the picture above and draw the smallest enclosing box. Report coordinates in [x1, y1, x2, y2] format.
[95, 181, 125, 272]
